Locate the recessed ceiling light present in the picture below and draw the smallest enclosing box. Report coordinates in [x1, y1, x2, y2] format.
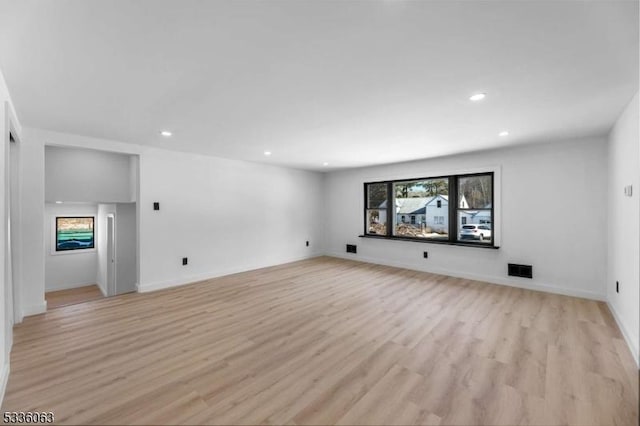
[469, 93, 486, 101]
[264, 151, 272, 156]
[499, 131, 509, 137]
[55, 201, 63, 204]
[323, 162, 329, 167]
[160, 130, 172, 137]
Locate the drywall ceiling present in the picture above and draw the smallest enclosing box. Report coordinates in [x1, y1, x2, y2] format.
[0, 0, 637, 170]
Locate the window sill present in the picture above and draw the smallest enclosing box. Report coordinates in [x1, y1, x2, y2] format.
[50, 248, 97, 256]
[358, 234, 499, 249]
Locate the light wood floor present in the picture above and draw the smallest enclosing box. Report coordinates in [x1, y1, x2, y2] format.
[4, 257, 638, 425]
[45, 285, 105, 309]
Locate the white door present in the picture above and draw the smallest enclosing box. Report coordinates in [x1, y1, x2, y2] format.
[107, 215, 116, 296]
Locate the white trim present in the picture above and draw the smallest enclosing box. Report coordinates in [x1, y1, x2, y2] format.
[0, 361, 10, 408]
[326, 252, 606, 301]
[97, 282, 108, 297]
[138, 253, 323, 293]
[607, 301, 640, 367]
[22, 301, 47, 317]
[106, 213, 116, 296]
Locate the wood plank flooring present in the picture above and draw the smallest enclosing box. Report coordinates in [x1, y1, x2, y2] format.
[4, 257, 638, 425]
[45, 285, 104, 310]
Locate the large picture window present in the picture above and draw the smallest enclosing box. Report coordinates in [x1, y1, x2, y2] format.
[56, 217, 95, 251]
[364, 172, 495, 247]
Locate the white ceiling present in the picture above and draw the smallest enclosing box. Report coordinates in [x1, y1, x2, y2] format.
[0, 1, 637, 171]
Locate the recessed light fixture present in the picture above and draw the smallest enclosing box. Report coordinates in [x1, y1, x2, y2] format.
[323, 162, 329, 167]
[499, 131, 509, 137]
[469, 93, 486, 102]
[55, 201, 63, 204]
[264, 151, 272, 156]
[160, 130, 172, 137]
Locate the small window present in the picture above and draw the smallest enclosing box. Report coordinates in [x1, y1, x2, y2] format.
[410, 216, 416, 224]
[437, 200, 442, 208]
[456, 174, 493, 244]
[56, 217, 95, 251]
[365, 183, 388, 236]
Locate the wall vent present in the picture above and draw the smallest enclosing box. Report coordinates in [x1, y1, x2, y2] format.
[346, 244, 357, 254]
[508, 263, 532, 279]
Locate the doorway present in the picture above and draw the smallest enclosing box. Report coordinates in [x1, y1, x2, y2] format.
[106, 214, 115, 295]
[5, 103, 23, 336]
[5, 127, 20, 347]
[43, 146, 139, 310]
[97, 203, 137, 297]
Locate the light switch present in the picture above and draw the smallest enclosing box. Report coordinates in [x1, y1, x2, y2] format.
[624, 185, 633, 197]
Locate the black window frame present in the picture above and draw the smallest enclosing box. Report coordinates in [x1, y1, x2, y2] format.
[362, 172, 497, 249]
[55, 216, 96, 252]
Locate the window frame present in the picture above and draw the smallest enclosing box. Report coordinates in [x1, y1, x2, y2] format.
[54, 216, 96, 253]
[362, 171, 497, 248]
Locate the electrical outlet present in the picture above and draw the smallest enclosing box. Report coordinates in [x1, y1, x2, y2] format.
[153, 202, 160, 211]
[182, 257, 188, 266]
[423, 251, 428, 259]
[616, 281, 619, 293]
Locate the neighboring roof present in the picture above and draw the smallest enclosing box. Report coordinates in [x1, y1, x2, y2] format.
[397, 198, 429, 215]
[379, 194, 449, 213]
[425, 194, 448, 205]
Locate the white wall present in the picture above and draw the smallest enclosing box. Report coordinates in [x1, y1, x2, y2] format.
[138, 148, 324, 291]
[16, 130, 45, 317]
[45, 145, 135, 203]
[128, 156, 138, 203]
[19, 129, 324, 299]
[607, 92, 639, 365]
[44, 203, 98, 292]
[324, 137, 608, 301]
[0, 66, 22, 404]
[115, 203, 136, 294]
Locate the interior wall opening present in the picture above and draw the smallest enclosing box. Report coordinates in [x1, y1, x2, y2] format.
[43, 146, 139, 309]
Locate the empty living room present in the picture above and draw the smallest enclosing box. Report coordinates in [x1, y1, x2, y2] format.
[0, 0, 638, 425]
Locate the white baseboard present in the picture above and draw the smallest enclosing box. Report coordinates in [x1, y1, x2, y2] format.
[22, 301, 47, 317]
[14, 306, 23, 324]
[326, 252, 606, 302]
[0, 361, 10, 408]
[138, 253, 323, 293]
[607, 301, 639, 367]
[96, 283, 108, 297]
